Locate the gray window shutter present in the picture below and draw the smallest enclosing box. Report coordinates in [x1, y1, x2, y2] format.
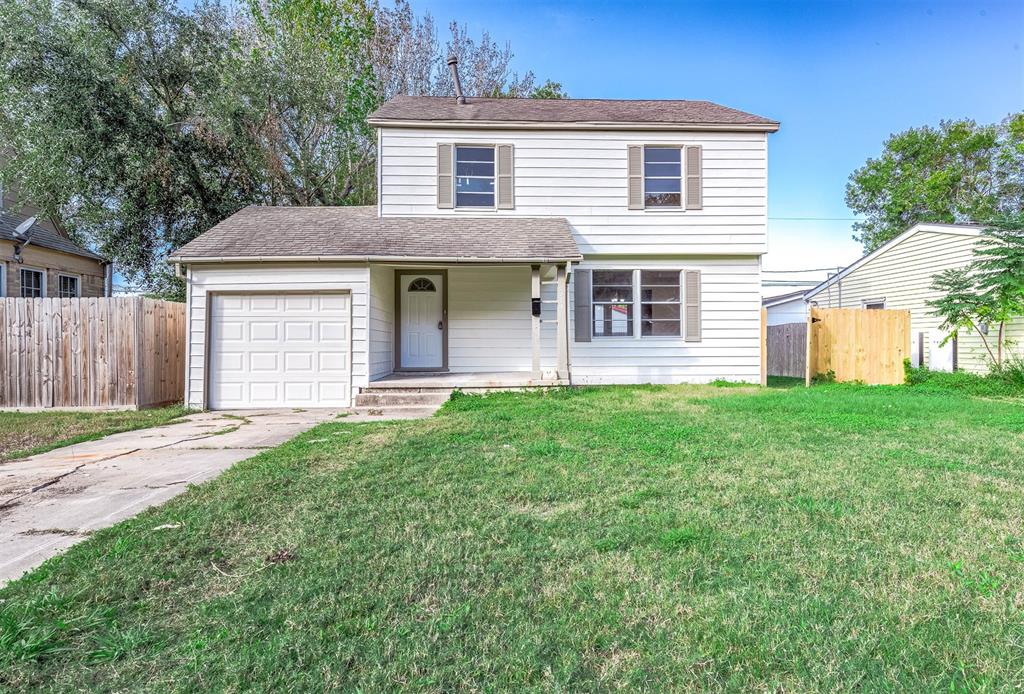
[627, 145, 643, 210]
[685, 145, 702, 210]
[684, 270, 701, 342]
[437, 143, 453, 209]
[573, 269, 592, 342]
[497, 144, 514, 209]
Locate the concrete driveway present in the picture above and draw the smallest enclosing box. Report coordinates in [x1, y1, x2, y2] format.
[0, 409, 343, 585]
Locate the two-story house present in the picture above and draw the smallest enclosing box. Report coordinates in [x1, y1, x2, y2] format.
[170, 87, 778, 409]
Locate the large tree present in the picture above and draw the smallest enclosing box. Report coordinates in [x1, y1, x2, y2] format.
[0, 0, 239, 292]
[0, 0, 561, 297]
[847, 115, 1024, 252]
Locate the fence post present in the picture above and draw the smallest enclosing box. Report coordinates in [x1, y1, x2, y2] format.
[760, 308, 768, 386]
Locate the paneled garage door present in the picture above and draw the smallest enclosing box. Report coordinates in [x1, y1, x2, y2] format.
[208, 293, 351, 409]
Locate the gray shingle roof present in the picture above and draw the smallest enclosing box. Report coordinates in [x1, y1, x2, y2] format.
[0, 211, 105, 261]
[368, 96, 779, 129]
[170, 206, 582, 262]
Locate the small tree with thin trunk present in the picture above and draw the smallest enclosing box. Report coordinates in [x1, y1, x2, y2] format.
[927, 220, 1024, 369]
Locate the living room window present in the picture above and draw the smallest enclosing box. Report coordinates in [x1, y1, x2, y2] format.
[454, 146, 495, 208]
[592, 270, 634, 337]
[20, 268, 43, 298]
[591, 270, 685, 338]
[640, 270, 681, 336]
[643, 146, 682, 208]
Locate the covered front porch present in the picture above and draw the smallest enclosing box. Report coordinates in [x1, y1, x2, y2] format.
[366, 262, 574, 389]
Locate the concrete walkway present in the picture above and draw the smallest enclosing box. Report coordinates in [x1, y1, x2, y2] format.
[0, 409, 347, 585]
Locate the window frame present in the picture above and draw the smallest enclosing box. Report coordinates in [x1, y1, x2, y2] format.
[453, 144, 497, 210]
[862, 299, 886, 310]
[57, 273, 81, 298]
[590, 268, 688, 340]
[19, 267, 45, 298]
[0, 262, 5, 297]
[642, 145, 684, 210]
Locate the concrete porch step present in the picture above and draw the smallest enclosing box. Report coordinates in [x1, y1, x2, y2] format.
[348, 405, 441, 421]
[354, 390, 453, 407]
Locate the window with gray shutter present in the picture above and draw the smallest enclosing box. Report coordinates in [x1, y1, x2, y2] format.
[684, 270, 701, 342]
[573, 269, 592, 342]
[437, 143, 453, 209]
[496, 144, 514, 209]
[685, 145, 702, 210]
[627, 145, 643, 210]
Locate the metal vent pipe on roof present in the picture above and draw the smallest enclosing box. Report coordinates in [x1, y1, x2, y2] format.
[447, 55, 466, 104]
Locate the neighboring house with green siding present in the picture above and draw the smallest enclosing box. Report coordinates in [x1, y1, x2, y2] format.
[803, 223, 1023, 374]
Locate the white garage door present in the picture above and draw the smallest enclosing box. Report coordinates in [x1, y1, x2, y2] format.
[209, 293, 351, 409]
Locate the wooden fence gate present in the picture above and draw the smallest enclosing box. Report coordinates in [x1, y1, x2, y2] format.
[805, 307, 910, 385]
[766, 322, 808, 378]
[0, 297, 185, 409]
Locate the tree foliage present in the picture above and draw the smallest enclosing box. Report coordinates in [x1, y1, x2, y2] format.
[847, 115, 1024, 252]
[927, 219, 1024, 368]
[0, 0, 561, 296]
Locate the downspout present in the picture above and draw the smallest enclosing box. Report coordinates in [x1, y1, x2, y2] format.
[104, 262, 113, 296]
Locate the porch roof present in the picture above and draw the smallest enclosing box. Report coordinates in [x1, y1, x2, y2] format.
[169, 206, 581, 264]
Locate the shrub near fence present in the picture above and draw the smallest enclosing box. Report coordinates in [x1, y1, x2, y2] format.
[0, 297, 185, 409]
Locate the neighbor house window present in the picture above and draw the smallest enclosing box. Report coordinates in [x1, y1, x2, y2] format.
[863, 300, 885, 310]
[644, 146, 682, 208]
[592, 270, 634, 337]
[640, 271, 681, 336]
[455, 146, 495, 208]
[20, 268, 43, 297]
[58, 274, 80, 298]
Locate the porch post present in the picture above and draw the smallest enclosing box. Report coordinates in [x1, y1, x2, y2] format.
[531, 264, 541, 379]
[555, 263, 569, 380]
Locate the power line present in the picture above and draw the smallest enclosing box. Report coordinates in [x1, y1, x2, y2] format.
[767, 216, 861, 221]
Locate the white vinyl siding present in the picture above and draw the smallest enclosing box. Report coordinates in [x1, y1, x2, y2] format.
[185, 263, 370, 409]
[571, 257, 762, 384]
[368, 265, 395, 379]
[380, 128, 768, 255]
[811, 228, 1024, 374]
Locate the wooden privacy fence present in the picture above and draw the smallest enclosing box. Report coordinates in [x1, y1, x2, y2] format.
[0, 297, 185, 409]
[766, 322, 808, 378]
[806, 307, 910, 385]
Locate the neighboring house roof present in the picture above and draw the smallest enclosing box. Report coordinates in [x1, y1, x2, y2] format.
[169, 206, 582, 263]
[0, 211, 105, 261]
[762, 290, 807, 308]
[368, 96, 779, 132]
[803, 222, 984, 301]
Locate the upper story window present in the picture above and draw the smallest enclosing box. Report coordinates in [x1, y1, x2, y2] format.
[455, 146, 495, 208]
[643, 146, 682, 208]
[21, 268, 43, 298]
[59, 274, 80, 298]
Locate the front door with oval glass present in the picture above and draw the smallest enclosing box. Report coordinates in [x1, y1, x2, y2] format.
[400, 274, 444, 369]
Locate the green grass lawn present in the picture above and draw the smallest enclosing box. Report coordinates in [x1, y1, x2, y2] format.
[2, 384, 1024, 691]
[0, 406, 192, 463]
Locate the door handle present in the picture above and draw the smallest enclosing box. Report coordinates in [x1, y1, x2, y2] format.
[438, 320, 444, 330]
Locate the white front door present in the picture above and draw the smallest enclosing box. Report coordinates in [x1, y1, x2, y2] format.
[400, 274, 444, 369]
[208, 293, 351, 408]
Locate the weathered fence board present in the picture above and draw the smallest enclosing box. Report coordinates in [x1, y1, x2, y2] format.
[806, 307, 910, 385]
[766, 322, 808, 378]
[0, 297, 184, 409]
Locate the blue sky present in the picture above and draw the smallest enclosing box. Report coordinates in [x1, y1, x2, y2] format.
[416, 0, 1024, 281]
